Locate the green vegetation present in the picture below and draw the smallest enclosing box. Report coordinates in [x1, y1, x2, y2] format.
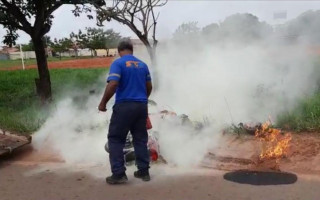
[277, 93, 320, 132]
[276, 58, 320, 132]
[0, 57, 93, 68]
[0, 68, 108, 134]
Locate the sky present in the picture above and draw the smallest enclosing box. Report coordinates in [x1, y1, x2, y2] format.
[1, 0, 320, 45]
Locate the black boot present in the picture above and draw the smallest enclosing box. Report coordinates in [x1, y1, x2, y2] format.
[134, 170, 150, 182]
[106, 173, 128, 184]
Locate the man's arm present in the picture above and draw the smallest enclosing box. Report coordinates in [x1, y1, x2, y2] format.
[98, 80, 119, 112]
[146, 81, 152, 98]
[145, 63, 152, 98]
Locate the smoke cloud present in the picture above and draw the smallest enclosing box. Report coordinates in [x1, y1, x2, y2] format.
[33, 96, 110, 165]
[33, 12, 320, 171]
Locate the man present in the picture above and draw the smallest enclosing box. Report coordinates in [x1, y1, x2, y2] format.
[98, 40, 153, 184]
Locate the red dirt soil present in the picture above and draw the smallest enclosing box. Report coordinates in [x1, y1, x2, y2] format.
[204, 133, 320, 174]
[8, 132, 320, 175]
[0, 57, 114, 71]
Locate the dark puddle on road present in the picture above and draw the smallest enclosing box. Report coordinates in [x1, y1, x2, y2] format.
[223, 170, 298, 185]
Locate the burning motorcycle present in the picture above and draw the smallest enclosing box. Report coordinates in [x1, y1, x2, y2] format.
[104, 100, 204, 166]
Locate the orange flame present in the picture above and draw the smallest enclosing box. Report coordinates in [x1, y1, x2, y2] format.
[255, 121, 292, 161]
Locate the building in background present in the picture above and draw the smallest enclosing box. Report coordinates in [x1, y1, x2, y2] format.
[0, 45, 118, 60]
[8, 51, 36, 60]
[96, 49, 108, 57]
[0, 46, 18, 60]
[0, 53, 8, 60]
[96, 48, 118, 57]
[77, 49, 92, 57]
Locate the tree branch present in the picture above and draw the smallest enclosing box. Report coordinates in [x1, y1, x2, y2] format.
[0, 7, 28, 32]
[95, 0, 167, 63]
[46, 2, 63, 17]
[0, 0, 32, 34]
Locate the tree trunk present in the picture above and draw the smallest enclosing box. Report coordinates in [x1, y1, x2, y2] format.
[149, 46, 159, 91]
[139, 37, 157, 65]
[32, 36, 52, 101]
[147, 46, 156, 66]
[143, 41, 159, 90]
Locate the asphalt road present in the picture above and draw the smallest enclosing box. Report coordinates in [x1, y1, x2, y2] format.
[1, 161, 319, 200]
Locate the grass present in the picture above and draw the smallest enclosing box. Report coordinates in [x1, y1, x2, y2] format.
[0, 56, 93, 68]
[276, 58, 320, 132]
[277, 93, 320, 132]
[0, 68, 108, 134]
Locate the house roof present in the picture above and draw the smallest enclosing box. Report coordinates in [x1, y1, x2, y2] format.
[0, 46, 19, 54]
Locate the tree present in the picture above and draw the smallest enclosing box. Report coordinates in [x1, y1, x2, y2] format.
[72, 27, 106, 56]
[171, 22, 203, 52]
[202, 23, 219, 36]
[0, 0, 104, 100]
[104, 29, 123, 56]
[51, 37, 73, 59]
[71, 27, 124, 56]
[218, 13, 273, 43]
[42, 35, 53, 48]
[201, 23, 220, 43]
[91, 0, 168, 65]
[284, 10, 320, 45]
[20, 36, 53, 52]
[20, 40, 34, 51]
[173, 21, 200, 40]
[70, 29, 86, 57]
[86, 27, 107, 55]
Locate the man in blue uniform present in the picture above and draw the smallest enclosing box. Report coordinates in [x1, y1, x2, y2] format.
[98, 40, 153, 184]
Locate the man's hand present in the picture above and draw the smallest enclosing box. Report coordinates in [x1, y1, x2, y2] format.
[98, 80, 118, 113]
[98, 103, 107, 112]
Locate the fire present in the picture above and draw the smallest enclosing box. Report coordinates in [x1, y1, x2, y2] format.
[255, 121, 292, 161]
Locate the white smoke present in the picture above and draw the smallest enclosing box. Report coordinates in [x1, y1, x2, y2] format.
[33, 96, 110, 165]
[154, 42, 317, 124]
[33, 12, 319, 171]
[139, 42, 316, 168]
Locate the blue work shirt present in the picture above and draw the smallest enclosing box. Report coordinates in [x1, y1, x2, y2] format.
[107, 54, 151, 104]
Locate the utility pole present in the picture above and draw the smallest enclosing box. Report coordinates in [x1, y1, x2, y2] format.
[19, 44, 25, 70]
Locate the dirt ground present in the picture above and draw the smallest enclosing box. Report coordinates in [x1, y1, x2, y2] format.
[204, 133, 320, 175]
[1, 133, 320, 200]
[0, 57, 113, 70]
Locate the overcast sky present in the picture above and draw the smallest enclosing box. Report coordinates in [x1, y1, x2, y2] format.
[1, 0, 320, 45]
